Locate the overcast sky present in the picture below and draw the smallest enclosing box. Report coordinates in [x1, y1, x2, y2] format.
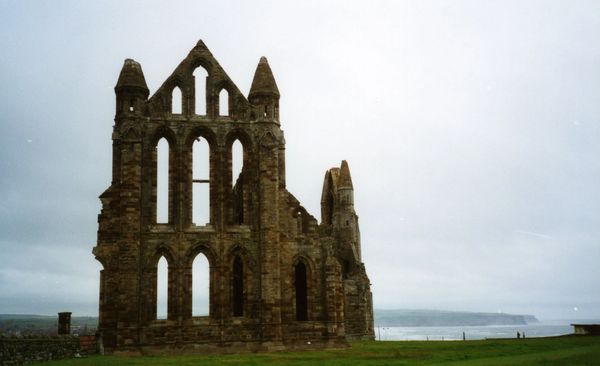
[1, 0, 599, 320]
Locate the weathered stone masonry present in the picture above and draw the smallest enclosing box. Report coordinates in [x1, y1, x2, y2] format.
[0, 337, 80, 365]
[92, 40, 374, 354]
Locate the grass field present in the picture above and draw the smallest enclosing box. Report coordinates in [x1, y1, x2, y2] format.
[37, 336, 600, 366]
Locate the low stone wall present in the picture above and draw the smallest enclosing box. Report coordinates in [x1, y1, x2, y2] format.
[78, 335, 97, 355]
[0, 336, 79, 365]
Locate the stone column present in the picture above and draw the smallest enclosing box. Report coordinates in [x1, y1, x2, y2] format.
[257, 131, 282, 348]
[58, 312, 72, 335]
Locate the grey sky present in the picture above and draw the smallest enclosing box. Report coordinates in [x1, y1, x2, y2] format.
[1, 0, 599, 319]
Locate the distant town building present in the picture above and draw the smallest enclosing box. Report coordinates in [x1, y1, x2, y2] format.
[571, 324, 600, 335]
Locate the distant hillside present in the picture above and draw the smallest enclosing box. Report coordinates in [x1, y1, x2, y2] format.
[0, 314, 97, 335]
[375, 309, 539, 327]
[1, 310, 539, 332]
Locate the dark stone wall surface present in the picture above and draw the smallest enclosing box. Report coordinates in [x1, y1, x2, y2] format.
[0, 336, 79, 365]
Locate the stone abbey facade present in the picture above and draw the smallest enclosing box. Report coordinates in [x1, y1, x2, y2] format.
[92, 40, 374, 354]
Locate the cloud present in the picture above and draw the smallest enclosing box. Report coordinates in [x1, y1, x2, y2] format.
[1, 0, 600, 319]
[515, 231, 554, 240]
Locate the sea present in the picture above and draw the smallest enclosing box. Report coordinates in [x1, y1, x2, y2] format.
[375, 319, 600, 341]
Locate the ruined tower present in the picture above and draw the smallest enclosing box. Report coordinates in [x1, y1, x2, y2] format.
[92, 40, 374, 354]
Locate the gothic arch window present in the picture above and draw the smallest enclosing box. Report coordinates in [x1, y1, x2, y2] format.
[296, 210, 304, 234]
[156, 256, 168, 319]
[231, 139, 243, 187]
[232, 255, 244, 316]
[194, 67, 208, 115]
[219, 88, 229, 116]
[192, 253, 209, 316]
[171, 86, 182, 114]
[294, 261, 308, 321]
[156, 138, 169, 223]
[229, 138, 248, 225]
[192, 137, 210, 225]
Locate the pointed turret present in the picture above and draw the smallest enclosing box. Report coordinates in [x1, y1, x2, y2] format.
[115, 59, 149, 93]
[321, 168, 340, 202]
[249, 57, 280, 97]
[249, 57, 280, 122]
[336, 160, 354, 207]
[115, 59, 149, 117]
[338, 160, 354, 190]
[320, 169, 339, 225]
[332, 160, 360, 259]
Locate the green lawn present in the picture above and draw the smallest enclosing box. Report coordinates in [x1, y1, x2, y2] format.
[38, 336, 600, 366]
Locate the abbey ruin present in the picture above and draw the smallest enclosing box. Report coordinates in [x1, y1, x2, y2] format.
[92, 40, 374, 354]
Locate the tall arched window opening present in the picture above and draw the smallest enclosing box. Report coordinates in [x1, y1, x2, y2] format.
[192, 253, 209, 316]
[232, 256, 244, 316]
[192, 137, 210, 225]
[231, 140, 243, 187]
[157, 256, 168, 319]
[171, 86, 182, 114]
[294, 262, 308, 321]
[194, 67, 208, 115]
[219, 88, 229, 116]
[156, 138, 169, 223]
[231, 139, 244, 224]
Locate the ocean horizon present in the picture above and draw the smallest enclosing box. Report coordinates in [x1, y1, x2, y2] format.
[375, 319, 600, 341]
